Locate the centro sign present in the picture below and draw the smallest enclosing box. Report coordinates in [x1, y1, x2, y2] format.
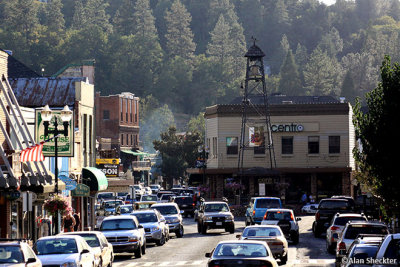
[271, 123, 304, 132]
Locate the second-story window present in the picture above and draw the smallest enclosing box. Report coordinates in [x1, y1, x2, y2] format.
[121, 133, 124, 146]
[329, 136, 340, 154]
[130, 100, 133, 122]
[282, 136, 293, 154]
[125, 99, 128, 122]
[226, 137, 238, 155]
[212, 137, 217, 158]
[308, 136, 319, 154]
[103, 110, 109, 120]
[120, 98, 123, 121]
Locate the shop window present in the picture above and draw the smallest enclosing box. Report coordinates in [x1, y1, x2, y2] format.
[308, 136, 319, 154]
[212, 137, 217, 158]
[103, 110, 110, 120]
[121, 134, 124, 146]
[126, 134, 129, 146]
[329, 136, 340, 154]
[226, 137, 238, 155]
[282, 136, 293, 154]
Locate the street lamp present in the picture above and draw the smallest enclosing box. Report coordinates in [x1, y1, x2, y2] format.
[197, 146, 209, 185]
[41, 105, 73, 234]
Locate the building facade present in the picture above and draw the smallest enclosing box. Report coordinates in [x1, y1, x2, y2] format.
[193, 96, 356, 204]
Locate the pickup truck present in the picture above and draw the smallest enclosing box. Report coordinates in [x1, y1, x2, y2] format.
[312, 198, 355, 237]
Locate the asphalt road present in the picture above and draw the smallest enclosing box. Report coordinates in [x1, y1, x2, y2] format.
[112, 215, 335, 267]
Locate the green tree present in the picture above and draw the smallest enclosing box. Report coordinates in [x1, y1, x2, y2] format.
[113, 0, 136, 35]
[84, 0, 112, 33]
[304, 47, 341, 96]
[133, 0, 158, 39]
[71, 0, 86, 30]
[340, 70, 357, 104]
[164, 0, 196, 61]
[353, 55, 400, 212]
[278, 49, 302, 95]
[270, 34, 290, 74]
[187, 112, 205, 141]
[44, 0, 65, 33]
[318, 27, 343, 57]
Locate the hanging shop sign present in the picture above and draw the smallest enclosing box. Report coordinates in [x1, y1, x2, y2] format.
[249, 126, 265, 147]
[58, 175, 77, 191]
[96, 159, 119, 177]
[35, 110, 74, 157]
[71, 184, 90, 197]
[96, 158, 120, 165]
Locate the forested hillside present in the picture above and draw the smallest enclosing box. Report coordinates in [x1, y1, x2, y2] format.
[1, 0, 400, 115]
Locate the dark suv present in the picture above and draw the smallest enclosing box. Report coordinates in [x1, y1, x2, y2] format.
[197, 201, 235, 234]
[173, 196, 195, 217]
[312, 198, 355, 237]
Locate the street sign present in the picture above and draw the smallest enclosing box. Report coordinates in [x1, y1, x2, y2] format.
[59, 175, 77, 191]
[71, 184, 90, 197]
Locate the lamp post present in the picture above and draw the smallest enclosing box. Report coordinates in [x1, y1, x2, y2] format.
[197, 146, 209, 186]
[41, 105, 73, 234]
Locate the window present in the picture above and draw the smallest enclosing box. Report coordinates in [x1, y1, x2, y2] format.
[135, 101, 138, 122]
[130, 100, 133, 122]
[282, 137, 293, 154]
[226, 137, 238, 155]
[254, 146, 265, 154]
[121, 134, 124, 145]
[89, 115, 92, 153]
[83, 114, 87, 153]
[126, 134, 129, 145]
[308, 136, 319, 154]
[131, 135, 133, 146]
[120, 98, 123, 121]
[212, 137, 217, 157]
[103, 110, 110, 120]
[329, 136, 340, 154]
[125, 99, 128, 121]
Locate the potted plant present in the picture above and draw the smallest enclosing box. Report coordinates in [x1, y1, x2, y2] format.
[43, 195, 71, 217]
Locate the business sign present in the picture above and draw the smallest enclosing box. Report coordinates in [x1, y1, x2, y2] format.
[96, 158, 119, 177]
[249, 126, 265, 147]
[35, 110, 74, 157]
[71, 184, 90, 197]
[58, 175, 77, 191]
[270, 123, 304, 132]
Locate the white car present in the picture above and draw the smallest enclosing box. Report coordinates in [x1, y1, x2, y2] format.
[0, 240, 42, 266]
[34, 235, 96, 267]
[261, 208, 301, 244]
[59, 231, 114, 267]
[144, 187, 152, 195]
[301, 203, 318, 214]
[133, 184, 146, 195]
[373, 233, 400, 267]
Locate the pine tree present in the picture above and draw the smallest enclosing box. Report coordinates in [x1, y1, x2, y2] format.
[45, 0, 65, 33]
[5, 0, 39, 42]
[133, 0, 158, 40]
[72, 0, 86, 30]
[270, 34, 290, 74]
[279, 49, 302, 96]
[113, 0, 136, 35]
[340, 70, 357, 103]
[318, 27, 343, 57]
[84, 0, 112, 33]
[164, 0, 196, 60]
[206, 15, 233, 69]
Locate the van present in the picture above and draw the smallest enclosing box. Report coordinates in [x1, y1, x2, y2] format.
[245, 197, 282, 225]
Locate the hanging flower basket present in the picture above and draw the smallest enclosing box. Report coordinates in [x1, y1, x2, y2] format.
[43, 195, 71, 217]
[225, 182, 245, 191]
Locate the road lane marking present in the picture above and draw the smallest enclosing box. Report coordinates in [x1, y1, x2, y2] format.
[175, 261, 188, 265]
[158, 262, 170, 266]
[188, 260, 205, 265]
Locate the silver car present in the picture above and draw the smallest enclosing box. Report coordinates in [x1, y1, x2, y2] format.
[131, 209, 170, 246]
[325, 213, 367, 254]
[151, 203, 184, 238]
[100, 215, 146, 258]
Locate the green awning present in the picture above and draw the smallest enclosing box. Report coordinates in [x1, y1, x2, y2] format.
[121, 150, 150, 156]
[82, 167, 108, 191]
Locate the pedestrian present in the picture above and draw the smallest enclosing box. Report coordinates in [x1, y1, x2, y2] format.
[309, 194, 315, 203]
[73, 209, 80, 232]
[301, 192, 308, 204]
[62, 211, 76, 232]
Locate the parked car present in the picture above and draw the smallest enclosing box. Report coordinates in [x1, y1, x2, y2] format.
[312, 198, 355, 237]
[336, 221, 389, 265]
[34, 235, 96, 267]
[96, 192, 115, 204]
[116, 204, 134, 214]
[197, 201, 235, 234]
[97, 200, 124, 216]
[301, 203, 319, 214]
[133, 201, 157, 210]
[343, 243, 381, 267]
[326, 213, 368, 254]
[205, 240, 278, 267]
[238, 225, 288, 265]
[131, 209, 169, 246]
[99, 215, 146, 258]
[0, 240, 42, 266]
[355, 194, 380, 220]
[373, 233, 400, 267]
[151, 203, 184, 238]
[245, 197, 282, 225]
[140, 195, 158, 202]
[58, 231, 114, 267]
[172, 195, 196, 217]
[116, 192, 129, 200]
[261, 208, 301, 244]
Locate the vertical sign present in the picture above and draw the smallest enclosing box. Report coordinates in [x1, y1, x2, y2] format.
[35, 110, 74, 157]
[249, 126, 265, 147]
[259, 183, 266, 196]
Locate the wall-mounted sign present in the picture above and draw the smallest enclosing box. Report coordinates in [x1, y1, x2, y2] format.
[270, 123, 304, 132]
[249, 126, 265, 147]
[96, 158, 120, 165]
[71, 184, 90, 197]
[96, 159, 119, 177]
[58, 175, 77, 191]
[35, 110, 74, 157]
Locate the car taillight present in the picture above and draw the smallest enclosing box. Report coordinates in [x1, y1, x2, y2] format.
[315, 211, 320, 220]
[290, 213, 294, 221]
[253, 210, 255, 216]
[192, 203, 195, 206]
[338, 242, 346, 251]
[330, 226, 340, 231]
[263, 212, 267, 220]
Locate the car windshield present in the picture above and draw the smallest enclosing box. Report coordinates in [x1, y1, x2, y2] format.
[255, 199, 281, 208]
[35, 238, 78, 255]
[98, 193, 113, 199]
[350, 245, 379, 260]
[75, 234, 100, 247]
[319, 200, 350, 209]
[265, 211, 293, 221]
[120, 206, 134, 214]
[117, 192, 128, 197]
[153, 205, 178, 215]
[344, 225, 388, 239]
[334, 216, 367, 226]
[141, 195, 158, 201]
[133, 213, 158, 223]
[161, 194, 174, 200]
[101, 219, 137, 230]
[134, 185, 141, 189]
[205, 204, 229, 212]
[105, 201, 123, 208]
[174, 197, 193, 204]
[0, 246, 24, 263]
[214, 243, 268, 257]
[150, 186, 159, 189]
[243, 227, 282, 237]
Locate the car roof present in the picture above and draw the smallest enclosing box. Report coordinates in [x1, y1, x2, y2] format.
[252, 197, 280, 200]
[335, 213, 366, 217]
[103, 215, 137, 220]
[131, 210, 157, 214]
[37, 235, 83, 241]
[217, 240, 269, 246]
[152, 203, 178, 207]
[320, 198, 349, 202]
[203, 201, 228, 205]
[58, 231, 103, 237]
[265, 208, 293, 212]
[244, 225, 281, 230]
[346, 221, 387, 226]
[0, 241, 21, 246]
